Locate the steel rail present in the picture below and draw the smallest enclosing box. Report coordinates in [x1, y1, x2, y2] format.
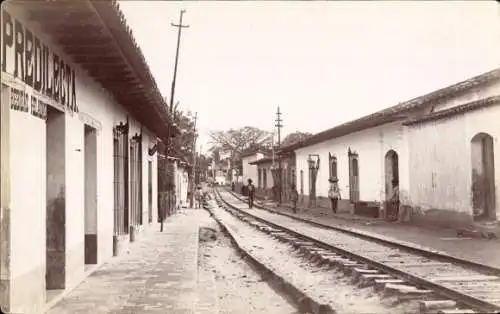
[214, 188, 500, 313]
[224, 188, 500, 277]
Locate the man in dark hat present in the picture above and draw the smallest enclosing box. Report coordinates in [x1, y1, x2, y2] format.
[327, 177, 341, 213]
[247, 178, 255, 209]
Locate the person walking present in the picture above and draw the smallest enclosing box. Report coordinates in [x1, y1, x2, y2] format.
[194, 186, 203, 209]
[247, 179, 256, 209]
[290, 184, 299, 213]
[328, 177, 341, 213]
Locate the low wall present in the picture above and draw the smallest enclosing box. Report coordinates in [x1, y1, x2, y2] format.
[409, 206, 474, 230]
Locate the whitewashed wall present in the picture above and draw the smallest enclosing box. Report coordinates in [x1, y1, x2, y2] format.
[242, 152, 264, 184]
[295, 122, 409, 203]
[256, 161, 275, 189]
[408, 105, 500, 217]
[2, 5, 159, 313]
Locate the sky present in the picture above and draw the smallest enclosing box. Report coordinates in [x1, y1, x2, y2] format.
[119, 1, 500, 154]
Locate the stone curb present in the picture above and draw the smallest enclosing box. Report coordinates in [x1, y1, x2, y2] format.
[203, 204, 336, 314]
[224, 189, 500, 276]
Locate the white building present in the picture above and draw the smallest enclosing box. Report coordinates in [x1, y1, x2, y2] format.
[0, 2, 176, 313]
[281, 68, 500, 229]
[176, 160, 190, 207]
[241, 151, 265, 184]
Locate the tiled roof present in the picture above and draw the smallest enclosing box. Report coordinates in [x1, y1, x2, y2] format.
[249, 156, 281, 165]
[280, 67, 500, 152]
[403, 95, 500, 126]
[18, 0, 178, 141]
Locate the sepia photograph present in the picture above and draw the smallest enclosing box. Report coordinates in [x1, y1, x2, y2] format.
[1, 0, 500, 313]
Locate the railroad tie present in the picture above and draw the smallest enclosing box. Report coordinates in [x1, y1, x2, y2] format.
[293, 241, 315, 249]
[305, 248, 326, 259]
[383, 283, 433, 300]
[373, 280, 405, 292]
[351, 268, 380, 282]
[419, 300, 457, 314]
[358, 274, 393, 287]
[325, 256, 355, 268]
[437, 309, 477, 314]
[396, 289, 434, 302]
[340, 262, 367, 274]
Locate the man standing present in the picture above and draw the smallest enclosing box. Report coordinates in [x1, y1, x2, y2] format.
[327, 177, 341, 213]
[290, 184, 299, 213]
[247, 179, 255, 209]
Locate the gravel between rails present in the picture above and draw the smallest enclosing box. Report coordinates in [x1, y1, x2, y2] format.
[217, 190, 500, 309]
[197, 210, 298, 314]
[207, 198, 417, 314]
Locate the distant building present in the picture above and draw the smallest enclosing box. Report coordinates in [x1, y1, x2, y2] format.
[212, 160, 230, 185]
[241, 151, 265, 184]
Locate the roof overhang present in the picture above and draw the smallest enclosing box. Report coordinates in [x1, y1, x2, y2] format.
[280, 67, 500, 153]
[15, 0, 177, 141]
[249, 157, 278, 165]
[403, 95, 500, 126]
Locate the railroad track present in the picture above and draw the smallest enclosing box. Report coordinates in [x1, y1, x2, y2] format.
[213, 188, 500, 314]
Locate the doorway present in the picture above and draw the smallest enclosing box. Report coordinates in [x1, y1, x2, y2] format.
[307, 155, 320, 207]
[148, 161, 153, 223]
[0, 84, 11, 310]
[113, 123, 129, 255]
[385, 150, 399, 200]
[129, 134, 142, 229]
[471, 133, 496, 221]
[385, 150, 400, 220]
[300, 170, 303, 196]
[348, 149, 360, 202]
[46, 106, 66, 289]
[84, 125, 97, 264]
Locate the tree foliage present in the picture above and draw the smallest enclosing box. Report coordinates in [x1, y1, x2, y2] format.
[171, 108, 197, 163]
[208, 126, 273, 159]
[208, 126, 273, 179]
[281, 131, 313, 147]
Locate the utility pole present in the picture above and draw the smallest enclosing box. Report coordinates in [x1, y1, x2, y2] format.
[169, 10, 190, 113]
[275, 106, 283, 206]
[189, 112, 198, 208]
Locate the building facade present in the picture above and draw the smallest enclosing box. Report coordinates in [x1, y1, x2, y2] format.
[281, 68, 500, 228]
[250, 157, 274, 198]
[241, 151, 265, 185]
[0, 2, 175, 313]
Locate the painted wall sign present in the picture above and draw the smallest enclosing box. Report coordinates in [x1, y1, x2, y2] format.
[79, 112, 102, 133]
[1, 9, 78, 113]
[9, 85, 48, 120]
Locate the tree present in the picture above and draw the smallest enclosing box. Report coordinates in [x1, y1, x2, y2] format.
[171, 107, 197, 163]
[281, 131, 313, 148]
[208, 126, 273, 180]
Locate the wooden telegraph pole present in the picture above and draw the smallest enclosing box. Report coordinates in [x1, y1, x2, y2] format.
[189, 112, 198, 208]
[161, 10, 188, 231]
[275, 106, 283, 206]
[170, 10, 189, 113]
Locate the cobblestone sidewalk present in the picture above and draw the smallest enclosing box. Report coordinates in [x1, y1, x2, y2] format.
[47, 210, 201, 314]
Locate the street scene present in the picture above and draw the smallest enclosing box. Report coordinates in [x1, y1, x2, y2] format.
[1, 0, 500, 313]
